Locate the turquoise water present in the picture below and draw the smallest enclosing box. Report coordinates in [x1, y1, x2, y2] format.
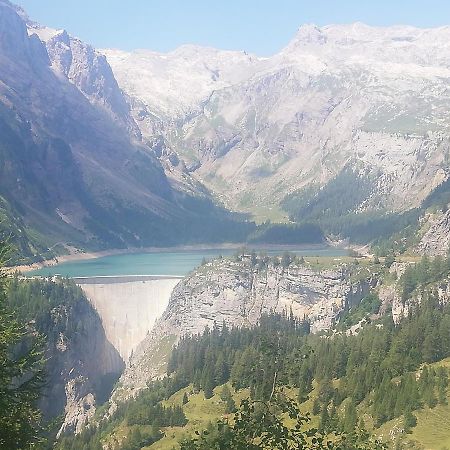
[27, 247, 348, 278]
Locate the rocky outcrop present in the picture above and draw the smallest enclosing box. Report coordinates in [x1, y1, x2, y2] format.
[115, 259, 377, 397]
[418, 210, 450, 256]
[37, 288, 124, 436]
[31, 26, 139, 136]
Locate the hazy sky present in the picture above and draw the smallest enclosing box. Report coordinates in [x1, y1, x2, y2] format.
[15, 0, 450, 55]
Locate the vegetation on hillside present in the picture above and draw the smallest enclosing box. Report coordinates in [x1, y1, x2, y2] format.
[247, 222, 324, 245]
[7, 246, 450, 449]
[55, 253, 450, 449]
[281, 169, 450, 257]
[0, 243, 46, 449]
[282, 171, 421, 251]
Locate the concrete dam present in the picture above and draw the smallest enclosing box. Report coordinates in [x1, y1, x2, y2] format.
[74, 275, 182, 362]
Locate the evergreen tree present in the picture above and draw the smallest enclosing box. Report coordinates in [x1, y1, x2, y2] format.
[220, 385, 236, 413]
[344, 398, 358, 433]
[437, 367, 449, 405]
[403, 408, 417, 433]
[297, 363, 313, 402]
[312, 398, 321, 415]
[319, 403, 330, 431]
[0, 243, 45, 449]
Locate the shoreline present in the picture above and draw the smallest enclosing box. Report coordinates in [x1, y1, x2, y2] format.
[10, 242, 341, 274]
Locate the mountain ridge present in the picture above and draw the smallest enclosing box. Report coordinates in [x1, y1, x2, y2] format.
[103, 22, 450, 225]
[0, 1, 252, 262]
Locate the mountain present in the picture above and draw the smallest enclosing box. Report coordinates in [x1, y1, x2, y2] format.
[6, 277, 124, 437]
[103, 23, 450, 225]
[0, 1, 246, 263]
[113, 254, 377, 399]
[58, 252, 450, 450]
[3, 0, 449, 258]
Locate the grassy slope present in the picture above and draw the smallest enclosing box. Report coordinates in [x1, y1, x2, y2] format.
[147, 385, 249, 450]
[364, 358, 450, 450]
[131, 357, 450, 450]
[398, 358, 450, 450]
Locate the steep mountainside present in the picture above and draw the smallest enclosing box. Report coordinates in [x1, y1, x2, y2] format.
[7, 277, 124, 436]
[0, 1, 246, 263]
[104, 24, 450, 221]
[60, 254, 450, 450]
[115, 255, 377, 398]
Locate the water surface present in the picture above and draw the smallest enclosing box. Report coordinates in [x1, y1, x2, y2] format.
[28, 246, 348, 278]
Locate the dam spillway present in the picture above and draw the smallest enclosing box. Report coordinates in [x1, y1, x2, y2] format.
[74, 275, 182, 362]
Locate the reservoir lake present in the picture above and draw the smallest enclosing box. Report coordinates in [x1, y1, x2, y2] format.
[28, 246, 349, 278]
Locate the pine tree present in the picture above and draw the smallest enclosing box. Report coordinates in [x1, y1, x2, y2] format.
[312, 398, 321, 415]
[214, 353, 228, 385]
[0, 242, 46, 449]
[344, 398, 358, 432]
[403, 408, 417, 433]
[220, 385, 236, 414]
[297, 363, 313, 402]
[437, 367, 449, 405]
[203, 377, 214, 399]
[319, 403, 330, 431]
[318, 375, 334, 403]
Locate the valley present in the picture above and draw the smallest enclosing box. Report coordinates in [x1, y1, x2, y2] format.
[50, 249, 450, 450]
[2, 0, 450, 448]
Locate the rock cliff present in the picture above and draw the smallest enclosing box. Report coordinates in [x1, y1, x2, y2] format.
[43, 297, 124, 436]
[115, 258, 377, 397]
[9, 278, 126, 436]
[418, 210, 450, 256]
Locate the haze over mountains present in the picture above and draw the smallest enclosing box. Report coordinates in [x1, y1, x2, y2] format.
[5, 2, 450, 449]
[104, 23, 450, 219]
[0, 0, 243, 262]
[2, 0, 450, 261]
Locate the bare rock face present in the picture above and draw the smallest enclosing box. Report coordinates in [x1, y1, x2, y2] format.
[157, 259, 372, 335]
[104, 24, 450, 218]
[59, 378, 96, 437]
[115, 259, 376, 397]
[31, 26, 139, 136]
[418, 210, 450, 256]
[38, 293, 124, 436]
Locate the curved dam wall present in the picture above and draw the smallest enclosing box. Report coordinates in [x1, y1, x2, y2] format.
[74, 276, 182, 363]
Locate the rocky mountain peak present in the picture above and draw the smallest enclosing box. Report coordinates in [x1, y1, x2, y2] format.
[0, 1, 37, 62]
[102, 22, 450, 220]
[27, 24, 136, 130]
[290, 23, 328, 46]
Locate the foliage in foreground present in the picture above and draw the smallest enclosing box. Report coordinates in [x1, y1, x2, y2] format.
[181, 393, 386, 450]
[0, 242, 46, 449]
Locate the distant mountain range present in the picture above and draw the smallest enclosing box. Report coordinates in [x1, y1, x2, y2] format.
[104, 23, 450, 221]
[2, 0, 450, 261]
[0, 0, 248, 263]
